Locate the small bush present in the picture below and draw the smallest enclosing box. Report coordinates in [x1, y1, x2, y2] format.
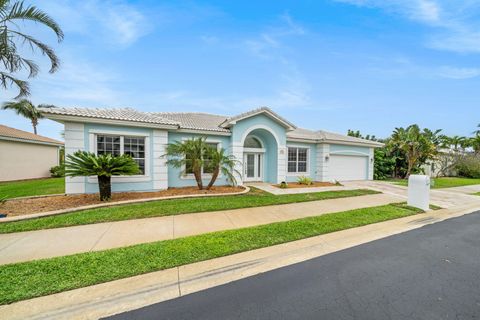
[279, 181, 288, 189]
[297, 176, 313, 186]
[50, 164, 65, 177]
[455, 155, 480, 178]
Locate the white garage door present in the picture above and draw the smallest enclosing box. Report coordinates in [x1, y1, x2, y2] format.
[329, 155, 368, 181]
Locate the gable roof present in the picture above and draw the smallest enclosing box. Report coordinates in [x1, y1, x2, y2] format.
[0, 124, 63, 146]
[219, 107, 296, 130]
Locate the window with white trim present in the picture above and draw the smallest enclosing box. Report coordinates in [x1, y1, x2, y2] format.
[185, 142, 218, 175]
[96, 135, 146, 174]
[287, 147, 308, 173]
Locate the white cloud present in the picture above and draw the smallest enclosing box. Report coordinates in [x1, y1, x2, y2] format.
[435, 66, 480, 79]
[335, 0, 480, 53]
[42, 0, 151, 47]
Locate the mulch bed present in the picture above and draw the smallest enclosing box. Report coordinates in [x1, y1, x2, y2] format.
[273, 182, 339, 189]
[0, 186, 245, 217]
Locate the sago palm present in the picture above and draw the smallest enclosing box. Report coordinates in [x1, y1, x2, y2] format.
[65, 151, 140, 201]
[0, 0, 64, 97]
[164, 137, 209, 189]
[1, 99, 53, 134]
[204, 148, 240, 190]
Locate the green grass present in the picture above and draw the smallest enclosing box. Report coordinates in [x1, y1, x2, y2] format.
[388, 177, 480, 189]
[0, 178, 65, 199]
[0, 203, 422, 305]
[473, 192, 480, 196]
[0, 188, 378, 234]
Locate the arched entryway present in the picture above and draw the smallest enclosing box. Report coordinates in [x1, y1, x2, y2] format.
[241, 128, 279, 183]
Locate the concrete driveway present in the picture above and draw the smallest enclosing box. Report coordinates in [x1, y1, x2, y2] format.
[343, 180, 480, 209]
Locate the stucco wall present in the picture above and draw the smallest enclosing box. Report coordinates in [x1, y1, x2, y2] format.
[0, 140, 59, 181]
[285, 142, 317, 183]
[167, 132, 232, 187]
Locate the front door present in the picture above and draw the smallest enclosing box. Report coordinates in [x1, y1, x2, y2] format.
[243, 153, 262, 182]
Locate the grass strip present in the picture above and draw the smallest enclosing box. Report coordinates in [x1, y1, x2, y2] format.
[0, 178, 65, 200]
[0, 203, 422, 305]
[0, 188, 379, 234]
[388, 177, 480, 189]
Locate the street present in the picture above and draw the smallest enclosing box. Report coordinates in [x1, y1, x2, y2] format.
[107, 211, 480, 320]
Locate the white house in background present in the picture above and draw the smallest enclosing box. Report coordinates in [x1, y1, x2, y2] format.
[0, 124, 63, 182]
[40, 106, 383, 194]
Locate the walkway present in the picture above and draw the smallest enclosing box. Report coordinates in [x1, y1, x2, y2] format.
[343, 180, 480, 209]
[247, 182, 355, 195]
[0, 193, 400, 265]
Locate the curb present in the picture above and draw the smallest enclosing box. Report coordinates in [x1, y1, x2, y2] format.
[0, 187, 250, 223]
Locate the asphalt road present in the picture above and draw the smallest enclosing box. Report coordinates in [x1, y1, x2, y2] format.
[107, 211, 480, 320]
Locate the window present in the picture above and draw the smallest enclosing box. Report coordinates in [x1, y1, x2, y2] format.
[124, 137, 145, 174]
[287, 147, 308, 173]
[185, 142, 218, 175]
[244, 136, 262, 148]
[97, 135, 120, 156]
[96, 135, 146, 175]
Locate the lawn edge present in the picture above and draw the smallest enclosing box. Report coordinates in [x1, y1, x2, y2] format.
[0, 203, 422, 305]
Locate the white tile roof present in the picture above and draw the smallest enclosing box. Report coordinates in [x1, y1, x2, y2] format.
[151, 112, 230, 133]
[40, 107, 381, 146]
[39, 107, 179, 126]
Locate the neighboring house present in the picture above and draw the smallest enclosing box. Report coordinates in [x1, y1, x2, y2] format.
[40, 107, 382, 194]
[0, 124, 63, 182]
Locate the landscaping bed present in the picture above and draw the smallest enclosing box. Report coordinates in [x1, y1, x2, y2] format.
[0, 186, 245, 217]
[0, 203, 422, 305]
[273, 182, 338, 189]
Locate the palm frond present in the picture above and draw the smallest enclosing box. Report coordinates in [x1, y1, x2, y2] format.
[0, 71, 29, 97]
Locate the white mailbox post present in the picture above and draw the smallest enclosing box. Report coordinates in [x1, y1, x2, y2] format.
[407, 175, 430, 211]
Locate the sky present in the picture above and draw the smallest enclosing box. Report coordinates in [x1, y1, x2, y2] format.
[1, 0, 479, 141]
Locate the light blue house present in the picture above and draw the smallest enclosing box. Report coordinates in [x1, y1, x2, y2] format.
[41, 107, 382, 194]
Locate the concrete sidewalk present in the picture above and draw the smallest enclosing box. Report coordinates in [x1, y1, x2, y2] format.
[0, 193, 401, 265]
[1, 202, 478, 320]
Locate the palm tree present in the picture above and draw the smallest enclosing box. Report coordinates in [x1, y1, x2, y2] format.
[164, 137, 210, 190]
[470, 135, 480, 154]
[65, 151, 140, 201]
[443, 135, 467, 152]
[473, 124, 480, 137]
[1, 99, 53, 134]
[204, 148, 240, 190]
[0, 1, 64, 98]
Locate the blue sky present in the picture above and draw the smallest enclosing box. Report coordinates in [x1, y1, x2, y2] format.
[1, 0, 479, 140]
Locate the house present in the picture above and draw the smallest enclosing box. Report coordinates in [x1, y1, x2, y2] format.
[0, 124, 64, 182]
[39, 107, 382, 194]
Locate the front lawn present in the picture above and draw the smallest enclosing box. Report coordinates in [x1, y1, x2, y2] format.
[0, 203, 422, 305]
[0, 178, 64, 199]
[0, 188, 378, 234]
[388, 177, 480, 189]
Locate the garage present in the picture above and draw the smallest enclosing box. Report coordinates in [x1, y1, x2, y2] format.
[329, 154, 368, 181]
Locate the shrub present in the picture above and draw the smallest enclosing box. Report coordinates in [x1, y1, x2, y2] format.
[279, 181, 288, 189]
[50, 164, 65, 177]
[297, 176, 313, 185]
[455, 155, 480, 178]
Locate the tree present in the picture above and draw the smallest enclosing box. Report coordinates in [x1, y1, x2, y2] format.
[1, 99, 53, 134]
[204, 148, 240, 190]
[0, 0, 64, 97]
[164, 137, 210, 190]
[65, 151, 140, 201]
[470, 135, 480, 154]
[473, 124, 480, 137]
[389, 125, 437, 177]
